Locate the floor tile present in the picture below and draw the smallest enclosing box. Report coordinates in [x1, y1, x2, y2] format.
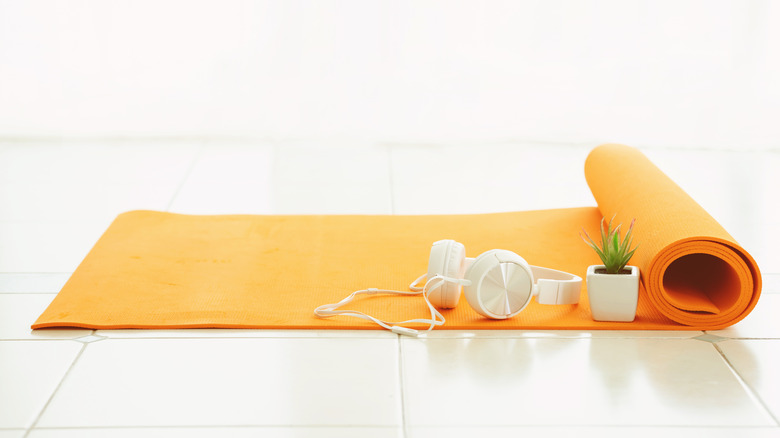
[95, 329, 396, 339]
[0, 181, 179, 223]
[170, 143, 392, 215]
[401, 337, 774, 427]
[0, 294, 91, 340]
[719, 340, 780, 423]
[693, 333, 729, 343]
[1, 140, 776, 434]
[94, 329, 699, 341]
[416, 330, 701, 339]
[728, 223, 780, 277]
[709, 294, 780, 339]
[0, 341, 83, 428]
[272, 145, 392, 214]
[37, 338, 400, 427]
[0, 274, 70, 294]
[0, 221, 106, 273]
[27, 426, 401, 438]
[762, 274, 780, 293]
[168, 145, 275, 215]
[390, 143, 595, 214]
[407, 426, 780, 438]
[72, 334, 106, 344]
[0, 141, 198, 185]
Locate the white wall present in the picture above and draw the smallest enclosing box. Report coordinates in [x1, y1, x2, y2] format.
[1, 0, 778, 149]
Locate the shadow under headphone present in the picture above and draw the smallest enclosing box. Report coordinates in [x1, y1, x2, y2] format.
[315, 239, 582, 336]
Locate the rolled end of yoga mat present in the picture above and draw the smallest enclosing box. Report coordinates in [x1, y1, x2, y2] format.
[584, 144, 762, 329]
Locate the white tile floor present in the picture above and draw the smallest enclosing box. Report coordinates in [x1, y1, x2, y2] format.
[1, 140, 779, 437]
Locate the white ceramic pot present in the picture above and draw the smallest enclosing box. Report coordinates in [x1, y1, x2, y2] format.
[586, 265, 639, 322]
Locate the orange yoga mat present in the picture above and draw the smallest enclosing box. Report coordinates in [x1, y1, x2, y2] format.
[33, 144, 761, 331]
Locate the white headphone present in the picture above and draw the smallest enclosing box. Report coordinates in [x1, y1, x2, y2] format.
[314, 239, 582, 336]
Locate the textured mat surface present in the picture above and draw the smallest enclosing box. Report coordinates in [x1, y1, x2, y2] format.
[33, 144, 761, 330]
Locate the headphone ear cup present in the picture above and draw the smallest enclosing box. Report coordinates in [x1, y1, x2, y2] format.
[426, 240, 466, 309]
[464, 249, 534, 319]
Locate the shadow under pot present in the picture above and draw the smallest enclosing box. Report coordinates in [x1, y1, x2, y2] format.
[586, 265, 639, 322]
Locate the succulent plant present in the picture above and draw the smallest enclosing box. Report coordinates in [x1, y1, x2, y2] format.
[581, 216, 638, 274]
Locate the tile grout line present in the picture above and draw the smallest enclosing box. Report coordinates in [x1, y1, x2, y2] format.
[86, 335, 397, 341]
[24, 343, 88, 438]
[15, 425, 780, 432]
[27, 425, 402, 430]
[397, 335, 408, 438]
[406, 425, 780, 431]
[164, 143, 205, 211]
[89, 335, 714, 341]
[713, 342, 780, 426]
[0, 272, 73, 274]
[0, 292, 64, 295]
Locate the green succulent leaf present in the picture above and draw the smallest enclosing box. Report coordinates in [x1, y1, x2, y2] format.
[581, 215, 639, 274]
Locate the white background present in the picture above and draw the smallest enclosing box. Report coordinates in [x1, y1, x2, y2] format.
[2, 3, 780, 436]
[1, 0, 779, 150]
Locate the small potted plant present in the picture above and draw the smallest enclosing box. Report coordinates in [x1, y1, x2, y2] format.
[581, 216, 640, 322]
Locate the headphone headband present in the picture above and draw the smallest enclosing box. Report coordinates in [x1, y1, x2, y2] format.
[530, 265, 582, 305]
